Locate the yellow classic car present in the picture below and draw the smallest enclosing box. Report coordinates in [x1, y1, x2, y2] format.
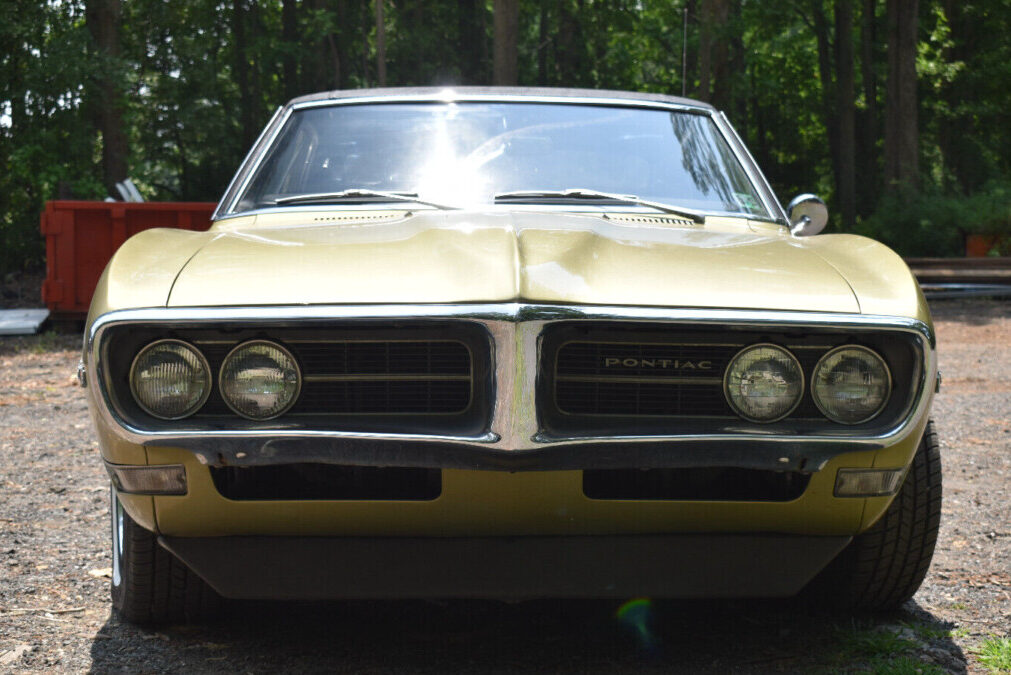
[83, 88, 941, 624]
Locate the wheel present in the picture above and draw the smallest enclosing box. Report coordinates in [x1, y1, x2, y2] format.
[110, 487, 219, 624]
[807, 420, 943, 610]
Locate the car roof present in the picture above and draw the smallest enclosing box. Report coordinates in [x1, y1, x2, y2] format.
[287, 86, 715, 112]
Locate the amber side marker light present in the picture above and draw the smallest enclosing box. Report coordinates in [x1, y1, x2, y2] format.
[105, 462, 187, 495]
[834, 468, 905, 497]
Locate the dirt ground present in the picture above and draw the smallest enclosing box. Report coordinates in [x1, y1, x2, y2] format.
[0, 299, 1008, 674]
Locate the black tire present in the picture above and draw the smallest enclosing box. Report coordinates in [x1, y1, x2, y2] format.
[110, 487, 219, 624]
[807, 420, 942, 611]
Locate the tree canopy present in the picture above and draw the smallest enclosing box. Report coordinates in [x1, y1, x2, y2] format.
[3, 0, 1011, 275]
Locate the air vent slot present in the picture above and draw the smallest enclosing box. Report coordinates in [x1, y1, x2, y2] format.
[211, 464, 441, 500]
[603, 214, 698, 227]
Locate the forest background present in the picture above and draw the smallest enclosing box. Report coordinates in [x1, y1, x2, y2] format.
[3, 0, 1011, 276]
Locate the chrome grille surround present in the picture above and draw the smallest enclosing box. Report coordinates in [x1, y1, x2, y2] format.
[87, 304, 935, 473]
[542, 328, 916, 432]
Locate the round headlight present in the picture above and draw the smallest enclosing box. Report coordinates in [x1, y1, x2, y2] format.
[130, 340, 211, 420]
[219, 340, 301, 420]
[812, 345, 891, 424]
[724, 344, 804, 423]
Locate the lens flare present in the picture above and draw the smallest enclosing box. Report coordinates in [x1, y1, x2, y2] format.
[615, 597, 658, 652]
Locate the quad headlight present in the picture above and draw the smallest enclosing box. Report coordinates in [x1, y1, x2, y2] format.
[723, 344, 804, 423]
[130, 340, 212, 420]
[812, 345, 891, 424]
[219, 340, 301, 420]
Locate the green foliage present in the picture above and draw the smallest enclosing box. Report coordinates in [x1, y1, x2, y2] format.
[855, 180, 1011, 257]
[4, 0, 1011, 275]
[0, 0, 105, 274]
[975, 636, 1011, 673]
[826, 623, 950, 674]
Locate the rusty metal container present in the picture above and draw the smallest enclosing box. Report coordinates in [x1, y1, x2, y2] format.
[39, 201, 216, 317]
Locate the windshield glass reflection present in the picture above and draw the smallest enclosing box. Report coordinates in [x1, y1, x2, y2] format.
[237, 102, 768, 218]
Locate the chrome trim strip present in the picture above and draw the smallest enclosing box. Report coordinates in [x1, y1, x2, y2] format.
[303, 374, 471, 383]
[712, 111, 789, 224]
[88, 304, 936, 465]
[555, 375, 722, 386]
[213, 202, 784, 225]
[215, 105, 292, 219]
[290, 92, 714, 113]
[216, 92, 785, 226]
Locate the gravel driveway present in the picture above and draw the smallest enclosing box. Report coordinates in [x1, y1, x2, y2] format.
[1, 300, 1008, 673]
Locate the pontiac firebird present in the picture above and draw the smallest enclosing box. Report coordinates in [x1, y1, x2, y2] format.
[82, 88, 941, 623]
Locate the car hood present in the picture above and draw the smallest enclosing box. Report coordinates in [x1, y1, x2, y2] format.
[166, 211, 860, 312]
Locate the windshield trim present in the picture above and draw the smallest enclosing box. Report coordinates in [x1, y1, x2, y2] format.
[214, 94, 788, 227]
[212, 203, 786, 227]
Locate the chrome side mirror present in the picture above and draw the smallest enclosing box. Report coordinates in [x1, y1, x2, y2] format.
[787, 194, 828, 236]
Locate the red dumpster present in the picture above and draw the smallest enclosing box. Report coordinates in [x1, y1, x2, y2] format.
[39, 201, 216, 317]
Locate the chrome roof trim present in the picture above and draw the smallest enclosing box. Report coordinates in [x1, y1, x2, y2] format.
[290, 91, 713, 114]
[88, 303, 936, 463]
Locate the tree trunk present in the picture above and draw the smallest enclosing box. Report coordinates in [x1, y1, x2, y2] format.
[411, 0, 424, 83]
[884, 0, 919, 192]
[556, 0, 580, 84]
[857, 0, 880, 215]
[232, 0, 256, 148]
[811, 0, 839, 199]
[684, 0, 698, 96]
[334, 0, 349, 88]
[85, 0, 129, 196]
[249, 1, 264, 143]
[835, 0, 856, 230]
[537, 2, 549, 85]
[697, 0, 730, 108]
[493, 0, 519, 85]
[375, 0, 386, 86]
[728, 0, 746, 123]
[458, 0, 483, 84]
[282, 0, 299, 99]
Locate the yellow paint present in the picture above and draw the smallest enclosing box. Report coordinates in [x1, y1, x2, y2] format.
[86, 207, 937, 543]
[146, 446, 873, 538]
[118, 493, 157, 532]
[86, 210, 901, 313]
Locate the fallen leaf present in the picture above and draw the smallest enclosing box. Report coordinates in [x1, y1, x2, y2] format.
[88, 568, 112, 579]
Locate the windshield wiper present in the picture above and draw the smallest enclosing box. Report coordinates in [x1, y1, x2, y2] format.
[493, 188, 705, 224]
[273, 189, 460, 210]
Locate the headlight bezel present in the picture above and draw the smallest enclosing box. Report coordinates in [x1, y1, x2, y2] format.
[722, 342, 805, 424]
[811, 344, 893, 425]
[128, 338, 213, 420]
[218, 339, 302, 421]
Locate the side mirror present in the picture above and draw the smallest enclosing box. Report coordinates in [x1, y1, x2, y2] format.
[786, 194, 828, 237]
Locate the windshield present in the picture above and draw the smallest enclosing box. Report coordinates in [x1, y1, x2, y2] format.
[234, 102, 770, 219]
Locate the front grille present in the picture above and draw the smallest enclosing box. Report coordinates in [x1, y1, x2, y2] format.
[198, 339, 473, 416]
[104, 322, 491, 435]
[583, 468, 810, 501]
[540, 322, 919, 436]
[211, 464, 441, 500]
[555, 341, 734, 416]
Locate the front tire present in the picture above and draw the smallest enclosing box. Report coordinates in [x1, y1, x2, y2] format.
[808, 420, 942, 610]
[110, 487, 219, 624]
